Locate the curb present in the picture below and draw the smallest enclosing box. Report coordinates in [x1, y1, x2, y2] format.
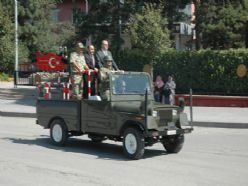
[175, 94, 248, 107]
[0, 111, 36, 118]
[192, 121, 248, 129]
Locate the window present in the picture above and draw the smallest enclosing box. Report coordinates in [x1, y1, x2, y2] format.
[51, 9, 60, 23]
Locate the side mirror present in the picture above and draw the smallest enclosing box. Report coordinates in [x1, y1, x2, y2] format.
[178, 97, 185, 112]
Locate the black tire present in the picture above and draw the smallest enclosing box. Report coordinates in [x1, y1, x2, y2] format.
[162, 135, 184, 153]
[88, 134, 105, 143]
[50, 119, 68, 146]
[123, 128, 145, 160]
[91, 138, 103, 143]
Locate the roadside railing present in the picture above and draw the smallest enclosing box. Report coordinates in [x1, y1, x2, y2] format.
[14, 70, 35, 86]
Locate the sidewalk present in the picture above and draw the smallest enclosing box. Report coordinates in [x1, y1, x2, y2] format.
[1, 81, 248, 128]
[0, 82, 36, 118]
[184, 107, 248, 128]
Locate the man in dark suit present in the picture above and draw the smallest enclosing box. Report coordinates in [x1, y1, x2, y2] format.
[84, 45, 99, 98]
[85, 45, 100, 70]
[96, 40, 119, 70]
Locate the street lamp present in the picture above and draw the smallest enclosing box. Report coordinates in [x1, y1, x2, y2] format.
[84, 0, 92, 45]
[85, 0, 88, 14]
[117, 0, 124, 51]
[14, 0, 19, 88]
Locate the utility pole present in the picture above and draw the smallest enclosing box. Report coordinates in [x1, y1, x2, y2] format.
[14, 0, 19, 88]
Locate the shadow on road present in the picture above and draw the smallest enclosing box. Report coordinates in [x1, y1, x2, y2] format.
[0, 87, 37, 99]
[0, 87, 37, 107]
[3, 135, 167, 160]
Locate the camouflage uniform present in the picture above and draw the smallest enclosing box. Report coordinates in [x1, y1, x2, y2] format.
[70, 51, 87, 97]
[99, 67, 114, 100]
[98, 55, 115, 100]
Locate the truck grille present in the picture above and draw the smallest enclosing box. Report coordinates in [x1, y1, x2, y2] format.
[157, 110, 172, 127]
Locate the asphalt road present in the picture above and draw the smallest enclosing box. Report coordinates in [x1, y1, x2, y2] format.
[0, 116, 247, 186]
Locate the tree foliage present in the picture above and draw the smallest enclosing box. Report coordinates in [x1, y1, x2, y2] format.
[17, 0, 60, 57]
[118, 48, 248, 95]
[75, 0, 115, 46]
[124, 0, 191, 27]
[126, 3, 171, 62]
[195, 0, 248, 49]
[0, 0, 75, 72]
[76, 1, 190, 51]
[0, 1, 14, 72]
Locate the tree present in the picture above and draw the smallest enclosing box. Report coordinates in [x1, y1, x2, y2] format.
[195, 0, 248, 49]
[0, 1, 14, 72]
[18, 1, 59, 57]
[126, 0, 191, 28]
[126, 3, 171, 78]
[75, 0, 121, 51]
[0, 1, 29, 73]
[0, 0, 68, 62]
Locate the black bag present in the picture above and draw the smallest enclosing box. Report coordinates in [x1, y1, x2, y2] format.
[163, 88, 171, 96]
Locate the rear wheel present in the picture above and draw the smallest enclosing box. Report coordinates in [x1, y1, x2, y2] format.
[123, 128, 145, 160]
[162, 135, 184, 153]
[50, 119, 68, 146]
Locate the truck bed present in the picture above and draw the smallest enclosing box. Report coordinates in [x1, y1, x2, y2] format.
[36, 99, 81, 131]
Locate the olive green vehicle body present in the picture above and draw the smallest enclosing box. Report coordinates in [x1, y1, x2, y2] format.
[36, 72, 193, 141]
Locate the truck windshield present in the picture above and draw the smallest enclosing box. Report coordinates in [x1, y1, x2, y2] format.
[111, 74, 151, 95]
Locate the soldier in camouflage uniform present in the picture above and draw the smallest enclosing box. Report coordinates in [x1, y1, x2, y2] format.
[99, 55, 116, 100]
[70, 42, 89, 98]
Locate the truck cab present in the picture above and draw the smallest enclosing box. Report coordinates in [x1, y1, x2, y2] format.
[36, 71, 193, 159]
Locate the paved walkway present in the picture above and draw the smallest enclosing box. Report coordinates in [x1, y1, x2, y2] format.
[1, 81, 248, 128]
[184, 107, 248, 128]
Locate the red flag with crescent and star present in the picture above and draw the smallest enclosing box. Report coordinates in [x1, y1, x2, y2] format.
[36, 52, 67, 72]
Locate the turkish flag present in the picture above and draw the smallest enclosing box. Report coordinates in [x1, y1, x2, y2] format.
[36, 52, 67, 72]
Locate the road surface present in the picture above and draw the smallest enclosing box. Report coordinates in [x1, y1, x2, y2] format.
[0, 116, 247, 186]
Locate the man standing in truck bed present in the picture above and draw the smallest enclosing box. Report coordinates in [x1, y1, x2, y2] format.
[96, 40, 119, 70]
[99, 55, 116, 100]
[70, 42, 89, 99]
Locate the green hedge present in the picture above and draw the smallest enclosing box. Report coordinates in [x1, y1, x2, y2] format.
[117, 49, 248, 95]
[0, 72, 9, 81]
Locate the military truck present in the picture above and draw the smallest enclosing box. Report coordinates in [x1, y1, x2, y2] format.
[36, 71, 193, 159]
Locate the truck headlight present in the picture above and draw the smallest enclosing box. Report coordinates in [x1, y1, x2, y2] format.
[152, 110, 158, 117]
[172, 109, 178, 116]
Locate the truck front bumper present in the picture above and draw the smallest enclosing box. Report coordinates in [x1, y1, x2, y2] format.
[147, 126, 193, 137]
[159, 126, 193, 136]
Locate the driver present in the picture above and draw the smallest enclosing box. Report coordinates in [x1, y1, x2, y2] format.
[114, 80, 126, 94]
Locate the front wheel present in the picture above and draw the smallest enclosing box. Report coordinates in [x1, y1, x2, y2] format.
[162, 135, 184, 153]
[50, 119, 68, 146]
[123, 128, 145, 160]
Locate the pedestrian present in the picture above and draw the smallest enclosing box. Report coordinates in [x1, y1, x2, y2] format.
[84, 45, 100, 98]
[163, 75, 176, 105]
[96, 40, 119, 70]
[154, 75, 164, 102]
[69, 42, 89, 99]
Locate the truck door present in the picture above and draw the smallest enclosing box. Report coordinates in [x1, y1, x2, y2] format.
[81, 100, 115, 134]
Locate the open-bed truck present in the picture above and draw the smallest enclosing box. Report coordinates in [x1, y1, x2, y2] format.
[36, 71, 193, 159]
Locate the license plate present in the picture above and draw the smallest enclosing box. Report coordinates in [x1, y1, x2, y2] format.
[167, 130, 176, 135]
